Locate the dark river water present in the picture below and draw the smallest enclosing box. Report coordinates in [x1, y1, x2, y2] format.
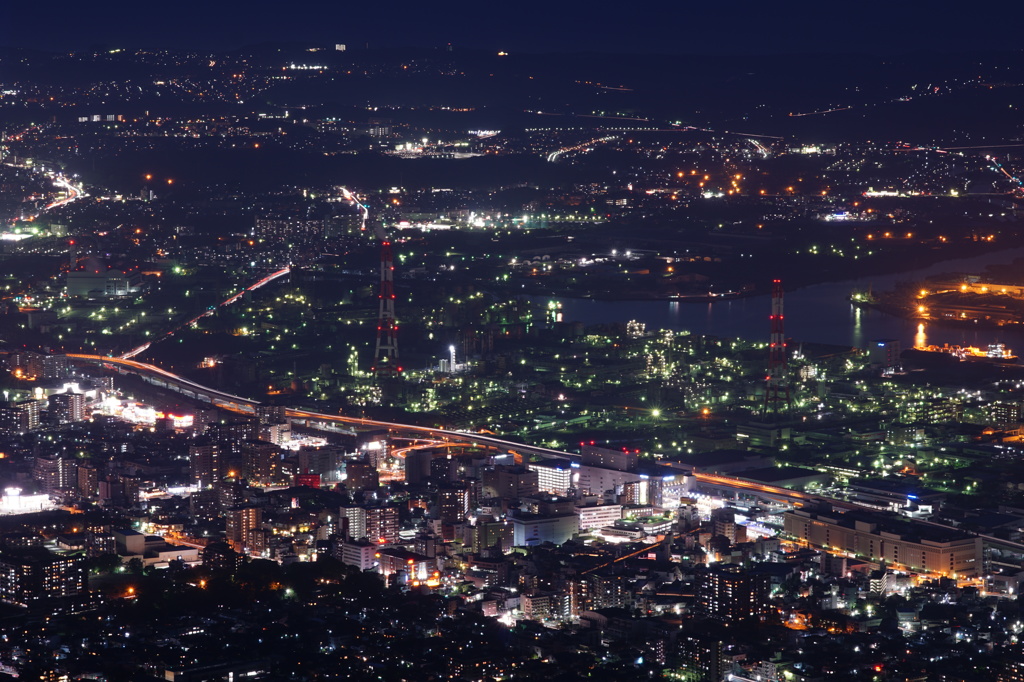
[547, 247, 1024, 351]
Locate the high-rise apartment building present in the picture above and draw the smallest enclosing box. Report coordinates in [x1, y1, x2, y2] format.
[438, 485, 471, 523]
[190, 443, 222, 487]
[697, 564, 771, 623]
[33, 456, 77, 495]
[225, 507, 262, 554]
[49, 392, 87, 424]
[365, 506, 399, 545]
[0, 551, 88, 607]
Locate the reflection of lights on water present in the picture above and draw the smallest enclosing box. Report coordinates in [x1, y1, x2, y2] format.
[915, 323, 927, 350]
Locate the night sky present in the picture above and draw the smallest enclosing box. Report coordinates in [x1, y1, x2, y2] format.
[3, 0, 1023, 54]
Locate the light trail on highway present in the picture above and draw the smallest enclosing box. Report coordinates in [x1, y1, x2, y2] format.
[64, 350, 908, 507]
[119, 266, 291, 359]
[61, 351, 901, 502]
[67, 353, 573, 459]
[118, 187, 364, 359]
[340, 187, 369, 231]
[547, 136, 617, 163]
[2, 165, 84, 226]
[44, 174, 83, 211]
[65, 351, 1024, 557]
[67, 353, 257, 406]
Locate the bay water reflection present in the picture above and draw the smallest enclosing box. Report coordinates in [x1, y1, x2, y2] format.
[546, 247, 1024, 351]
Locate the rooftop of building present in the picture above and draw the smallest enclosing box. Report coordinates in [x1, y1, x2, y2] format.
[667, 449, 771, 468]
[738, 466, 827, 484]
[791, 505, 976, 544]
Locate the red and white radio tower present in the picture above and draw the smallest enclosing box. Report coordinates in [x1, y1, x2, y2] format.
[372, 240, 400, 377]
[765, 278, 790, 415]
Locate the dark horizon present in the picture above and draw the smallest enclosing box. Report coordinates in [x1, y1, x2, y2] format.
[4, 0, 1024, 56]
[3, 41, 1024, 61]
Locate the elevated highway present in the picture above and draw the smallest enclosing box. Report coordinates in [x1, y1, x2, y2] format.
[67, 354, 258, 413]
[65, 352, 1024, 557]
[62, 354, 887, 503]
[66, 354, 575, 460]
